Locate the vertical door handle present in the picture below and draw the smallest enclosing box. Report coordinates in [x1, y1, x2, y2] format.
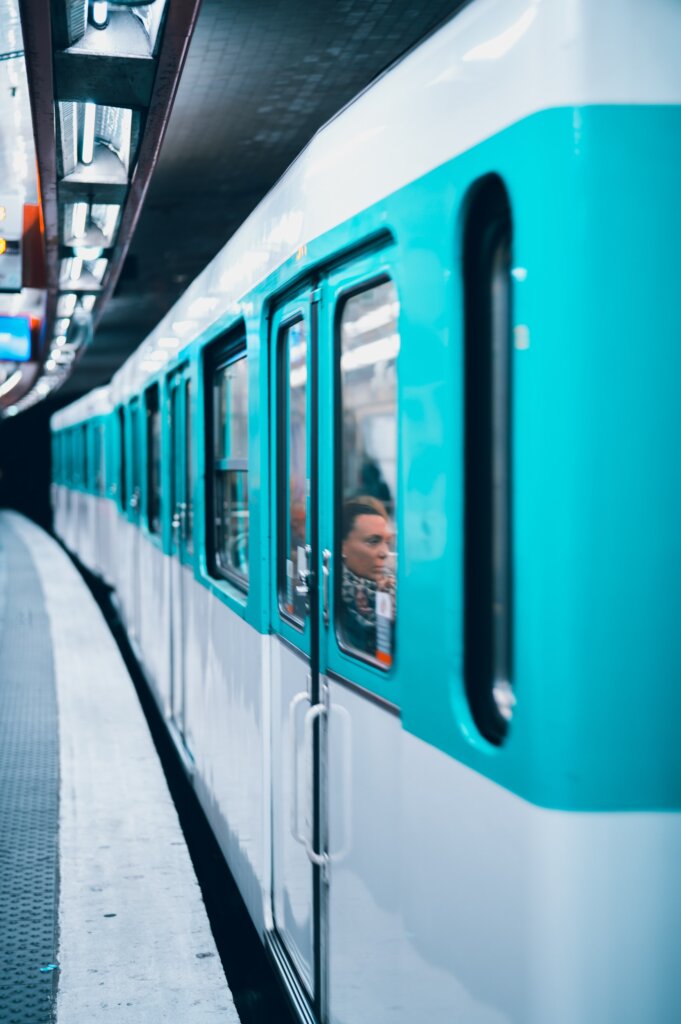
[288, 689, 310, 844]
[303, 701, 328, 871]
[322, 549, 331, 627]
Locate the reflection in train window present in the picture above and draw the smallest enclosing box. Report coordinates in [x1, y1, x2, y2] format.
[146, 384, 161, 535]
[81, 424, 88, 487]
[212, 351, 249, 587]
[130, 399, 141, 511]
[95, 423, 106, 496]
[118, 407, 127, 511]
[185, 378, 194, 554]
[337, 278, 399, 669]
[278, 318, 308, 622]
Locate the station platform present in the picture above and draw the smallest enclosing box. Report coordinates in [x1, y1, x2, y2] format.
[0, 511, 239, 1023]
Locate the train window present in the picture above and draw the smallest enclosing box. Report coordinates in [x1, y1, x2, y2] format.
[278, 318, 308, 622]
[81, 424, 88, 488]
[146, 384, 161, 534]
[336, 279, 399, 669]
[130, 399, 141, 508]
[210, 346, 249, 587]
[185, 378, 193, 554]
[95, 423, 105, 496]
[463, 174, 514, 746]
[118, 407, 127, 511]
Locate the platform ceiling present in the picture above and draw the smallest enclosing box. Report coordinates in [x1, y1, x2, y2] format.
[61, 0, 461, 398]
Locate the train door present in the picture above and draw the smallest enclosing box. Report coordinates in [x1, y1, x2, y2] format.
[129, 398, 142, 641]
[168, 365, 192, 754]
[269, 288, 328, 1020]
[319, 261, 403, 1024]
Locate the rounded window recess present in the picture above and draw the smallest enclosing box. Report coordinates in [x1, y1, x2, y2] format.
[462, 175, 514, 746]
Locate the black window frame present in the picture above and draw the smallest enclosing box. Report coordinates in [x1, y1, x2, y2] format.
[463, 173, 514, 746]
[145, 383, 162, 536]
[117, 406, 127, 512]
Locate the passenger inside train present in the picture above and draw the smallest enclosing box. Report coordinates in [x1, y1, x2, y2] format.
[340, 495, 396, 662]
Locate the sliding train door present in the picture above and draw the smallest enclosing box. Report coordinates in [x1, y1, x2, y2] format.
[269, 288, 327, 1022]
[168, 365, 193, 756]
[270, 249, 403, 1024]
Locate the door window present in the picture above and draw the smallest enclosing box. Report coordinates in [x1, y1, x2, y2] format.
[336, 279, 399, 669]
[211, 350, 249, 586]
[278, 318, 308, 622]
[146, 385, 161, 535]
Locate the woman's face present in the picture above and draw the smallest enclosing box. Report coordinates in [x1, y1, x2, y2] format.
[343, 513, 391, 581]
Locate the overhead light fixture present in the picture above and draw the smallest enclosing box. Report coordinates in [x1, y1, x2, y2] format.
[74, 245, 103, 260]
[45, 359, 56, 371]
[58, 293, 78, 317]
[82, 103, 96, 165]
[56, 318, 70, 334]
[70, 256, 83, 281]
[90, 0, 109, 29]
[81, 295, 97, 312]
[72, 202, 88, 238]
[158, 336, 179, 348]
[54, 335, 67, 347]
[92, 258, 108, 282]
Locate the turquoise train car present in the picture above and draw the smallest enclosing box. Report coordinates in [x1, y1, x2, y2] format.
[50, 1, 681, 1021]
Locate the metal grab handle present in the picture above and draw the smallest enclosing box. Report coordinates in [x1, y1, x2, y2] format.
[303, 701, 328, 868]
[288, 690, 310, 844]
[322, 549, 331, 628]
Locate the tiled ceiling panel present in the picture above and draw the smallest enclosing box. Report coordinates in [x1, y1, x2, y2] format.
[63, 0, 463, 397]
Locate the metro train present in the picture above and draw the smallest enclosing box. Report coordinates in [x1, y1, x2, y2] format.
[50, 1, 681, 1021]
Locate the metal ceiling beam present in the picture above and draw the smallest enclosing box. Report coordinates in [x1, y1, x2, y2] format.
[15, 0, 58, 405]
[7, 0, 203, 413]
[92, 0, 204, 331]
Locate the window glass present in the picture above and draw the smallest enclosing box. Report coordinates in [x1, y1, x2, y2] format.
[146, 386, 161, 534]
[279, 319, 308, 620]
[212, 352, 249, 584]
[185, 378, 193, 553]
[95, 423, 105, 496]
[81, 424, 88, 487]
[118, 407, 127, 510]
[337, 279, 399, 668]
[130, 401, 140, 501]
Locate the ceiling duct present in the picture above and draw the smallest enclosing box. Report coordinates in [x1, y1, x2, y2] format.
[7, 0, 201, 414]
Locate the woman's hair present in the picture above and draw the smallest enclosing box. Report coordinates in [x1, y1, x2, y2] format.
[342, 495, 388, 540]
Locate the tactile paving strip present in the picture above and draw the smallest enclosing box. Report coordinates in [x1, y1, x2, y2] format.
[0, 519, 59, 1024]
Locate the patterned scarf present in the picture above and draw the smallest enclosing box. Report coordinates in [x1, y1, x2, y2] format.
[341, 563, 396, 631]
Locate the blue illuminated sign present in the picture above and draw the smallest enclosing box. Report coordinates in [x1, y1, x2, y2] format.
[0, 316, 31, 362]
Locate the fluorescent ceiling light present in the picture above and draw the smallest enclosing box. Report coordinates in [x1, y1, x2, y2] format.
[82, 103, 96, 165]
[74, 245, 103, 260]
[81, 295, 97, 312]
[58, 294, 77, 317]
[91, 1, 108, 28]
[70, 256, 83, 281]
[72, 202, 88, 238]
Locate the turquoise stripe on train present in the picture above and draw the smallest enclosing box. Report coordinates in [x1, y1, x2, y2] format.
[52, 104, 681, 814]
